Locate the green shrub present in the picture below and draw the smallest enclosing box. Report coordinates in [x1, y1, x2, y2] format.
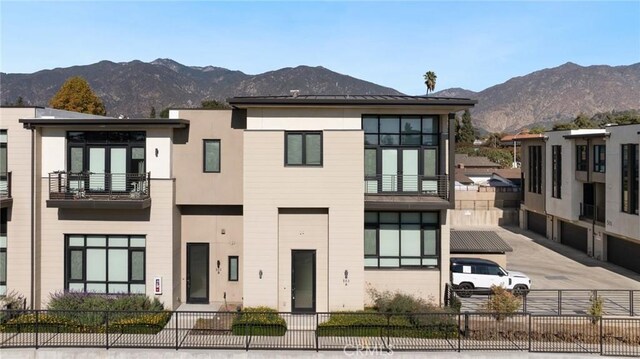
[449, 295, 462, 313]
[0, 313, 93, 333]
[588, 292, 604, 324]
[109, 312, 171, 334]
[483, 285, 522, 321]
[231, 307, 287, 336]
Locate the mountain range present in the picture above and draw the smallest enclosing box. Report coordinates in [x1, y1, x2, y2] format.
[1, 59, 638, 132]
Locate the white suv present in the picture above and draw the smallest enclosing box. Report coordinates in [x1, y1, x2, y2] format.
[450, 257, 531, 297]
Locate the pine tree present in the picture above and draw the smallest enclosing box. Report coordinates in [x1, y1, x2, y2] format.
[150, 106, 156, 118]
[456, 110, 476, 144]
[49, 77, 106, 115]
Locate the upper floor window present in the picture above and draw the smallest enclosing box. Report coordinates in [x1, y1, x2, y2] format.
[552, 145, 562, 199]
[621, 144, 639, 215]
[593, 145, 606, 173]
[528, 145, 542, 194]
[203, 139, 221, 173]
[576, 145, 588, 171]
[364, 211, 440, 269]
[66, 131, 146, 175]
[363, 115, 439, 146]
[0, 130, 6, 175]
[285, 132, 322, 166]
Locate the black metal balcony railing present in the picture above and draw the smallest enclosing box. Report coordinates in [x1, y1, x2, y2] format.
[580, 203, 605, 224]
[49, 172, 150, 201]
[0, 172, 11, 198]
[365, 174, 449, 200]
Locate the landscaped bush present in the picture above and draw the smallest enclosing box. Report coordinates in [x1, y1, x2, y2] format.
[588, 292, 604, 324]
[483, 285, 521, 321]
[0, 292, 169, 334]
[317, 311, 456, 338]
[231, 307, 287, 336]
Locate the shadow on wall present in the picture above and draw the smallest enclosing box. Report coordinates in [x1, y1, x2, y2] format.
[57, 208, 151, 221]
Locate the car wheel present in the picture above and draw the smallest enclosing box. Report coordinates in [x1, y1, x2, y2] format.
[513, 284, 529, 297]
[457, 283, 474, 298]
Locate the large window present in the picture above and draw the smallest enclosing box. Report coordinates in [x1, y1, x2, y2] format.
[622, 144, 639, 215]
[0, 208, 6, 296]
[203, 139, 221, 172]
[552, 145, 562, 199]
[576, 145, 588, 171]
[1, 130, 7, 197]
[593, 145, 606, 173]
[65, 235, 146, 294]
[285, 132, 322, 166]
[363, 115, 440, 194]
[364, 212, 440, 269]
[528, 145, 542, 194]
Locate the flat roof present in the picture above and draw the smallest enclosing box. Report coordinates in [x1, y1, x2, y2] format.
[228, 95, 477, 107]
[19, 118, 189, 129]
[451, 231, 513, 253]
[563, 132, 610, 139]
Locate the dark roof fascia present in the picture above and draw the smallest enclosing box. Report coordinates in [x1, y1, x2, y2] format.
[19, 118, 189, 129]
[0, 105, 45, 109]
[228, 96, 477, 108]
[562, 133, 610, 139]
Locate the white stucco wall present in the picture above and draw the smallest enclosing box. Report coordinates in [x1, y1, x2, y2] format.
[41, 128, 66, 175]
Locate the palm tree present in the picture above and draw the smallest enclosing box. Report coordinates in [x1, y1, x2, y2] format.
[423, 71, 437, 96]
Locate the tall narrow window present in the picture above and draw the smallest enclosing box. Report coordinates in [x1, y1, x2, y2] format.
[552, 145, 562, 199]
[528, 145, 542, 194]
[285, 132, 322, 166]
[593, 145, 606, 173]
[622, 144, 639, 215]
[576, 145, 588, 171]
[203, 140, 221, 172]
[228, 256, 239, 281]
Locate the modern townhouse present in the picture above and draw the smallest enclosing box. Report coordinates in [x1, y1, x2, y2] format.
[1, 94, 476, 311]
[520, 125, 640, 273]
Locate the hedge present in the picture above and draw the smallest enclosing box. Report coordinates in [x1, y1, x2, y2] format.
[317, 311, 457, 338]
[231, 307, 287, 336]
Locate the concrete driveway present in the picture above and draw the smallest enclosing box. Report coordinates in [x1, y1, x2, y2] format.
[452, 225, 640, 289]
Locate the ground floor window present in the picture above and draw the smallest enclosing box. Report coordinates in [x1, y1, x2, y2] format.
[65, 234, 146, 294]
[228, 256, 239, 281]
[365, 211, 440, 269]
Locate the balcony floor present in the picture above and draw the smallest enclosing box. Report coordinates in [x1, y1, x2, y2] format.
[365, 194, 451, 210]
[46, 197, 151, 209]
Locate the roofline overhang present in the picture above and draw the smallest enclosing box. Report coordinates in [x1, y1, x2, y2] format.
[562, 133, 610, 139]
[227, 97, 477, 108]
[19, 118, 189, 129]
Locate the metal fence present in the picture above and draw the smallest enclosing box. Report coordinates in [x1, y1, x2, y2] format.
[449, 288, 640, 317]
[364, 174, 449, 200]
[1, 309, 638, 356]
[48, 172, 150, 201]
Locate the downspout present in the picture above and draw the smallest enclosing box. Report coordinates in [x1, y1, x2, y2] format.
[30, 127, 35, 309]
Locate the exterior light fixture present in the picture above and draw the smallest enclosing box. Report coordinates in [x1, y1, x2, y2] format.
[259, 270, 263, 279]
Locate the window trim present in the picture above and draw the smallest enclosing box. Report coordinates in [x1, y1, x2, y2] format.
[284, 132, 323, 167]
[203, 139, 221, 173]
[64, 234, 146, 294]
[593, 144, 606, 173]
[576, 144, 588, 172]
[228, 256, 239, 282]
[528, 145, 542, 194]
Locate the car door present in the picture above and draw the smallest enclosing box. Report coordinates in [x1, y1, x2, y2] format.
[486, 264, 509, 288]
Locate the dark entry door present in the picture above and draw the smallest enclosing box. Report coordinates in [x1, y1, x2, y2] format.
[291, 250, 316, 312]
[187, 243, 209, 304]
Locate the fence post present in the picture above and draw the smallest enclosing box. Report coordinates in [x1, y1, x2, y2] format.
[315, 312, 319, 352]
[175, 311, 179, 350]
[523, 292, 527, 313]
[35, 310, 39, 349]
[245, 320, 249, 351]
[630, 291, 634, 317]
[386, 314, 390, 350]
[457, 313, 462, 352]
[599, 316, 603, 355]
[105, 311, 109, 350]
[528, 313, 532, 352]
[558, 290, 562, 315]
[463, 312, 469, 338]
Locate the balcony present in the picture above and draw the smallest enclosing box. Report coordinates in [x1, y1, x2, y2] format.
[580, 203, 605, 225]
[47, 172, 151, 209]
[364, 174, 450, 210]
[0, 172, 11, 208]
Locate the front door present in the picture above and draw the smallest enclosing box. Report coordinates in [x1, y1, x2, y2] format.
[291, 250, 316, 312]
[187, 243, 209, 304]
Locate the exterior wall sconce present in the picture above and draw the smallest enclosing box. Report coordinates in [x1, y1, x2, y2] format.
[155, 148, 159, 157]
[216, 260, 221, 274]
[343, 269, 350, 286]
[259, 270, 263, 279]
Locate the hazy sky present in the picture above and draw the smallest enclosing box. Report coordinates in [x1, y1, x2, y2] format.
[1, 1, 639, 94]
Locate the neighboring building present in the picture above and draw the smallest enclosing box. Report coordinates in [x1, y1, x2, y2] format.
[450, 230, 512, 267]
[520, 125, 640, 273]
[1, 94, 476, 310]
[454, 154, 502, 186]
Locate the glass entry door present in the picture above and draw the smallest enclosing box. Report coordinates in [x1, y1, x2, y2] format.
[381, 148, 419, 193]
[291, 250, 316, 312]
[187, 243, 209, 304]
[88, 148, 106, 191]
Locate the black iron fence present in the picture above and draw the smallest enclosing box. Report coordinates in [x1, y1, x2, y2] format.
[448, 288, 640, 317]
[1, 309, 638, 356]
[0, 171, 10, 198]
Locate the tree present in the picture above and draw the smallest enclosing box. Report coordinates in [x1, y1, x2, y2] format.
[159, 108, 170, 118]
[16, 96, 25, 106]
[485, 132, 505, 148]
[201, 99, 230, 109]
[423, 71, 437, 95]
[149, 106, 156, 118]
[528, 125, 546, 134]
[49, 77, 106, 115]
[456, 110, 476, 144]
